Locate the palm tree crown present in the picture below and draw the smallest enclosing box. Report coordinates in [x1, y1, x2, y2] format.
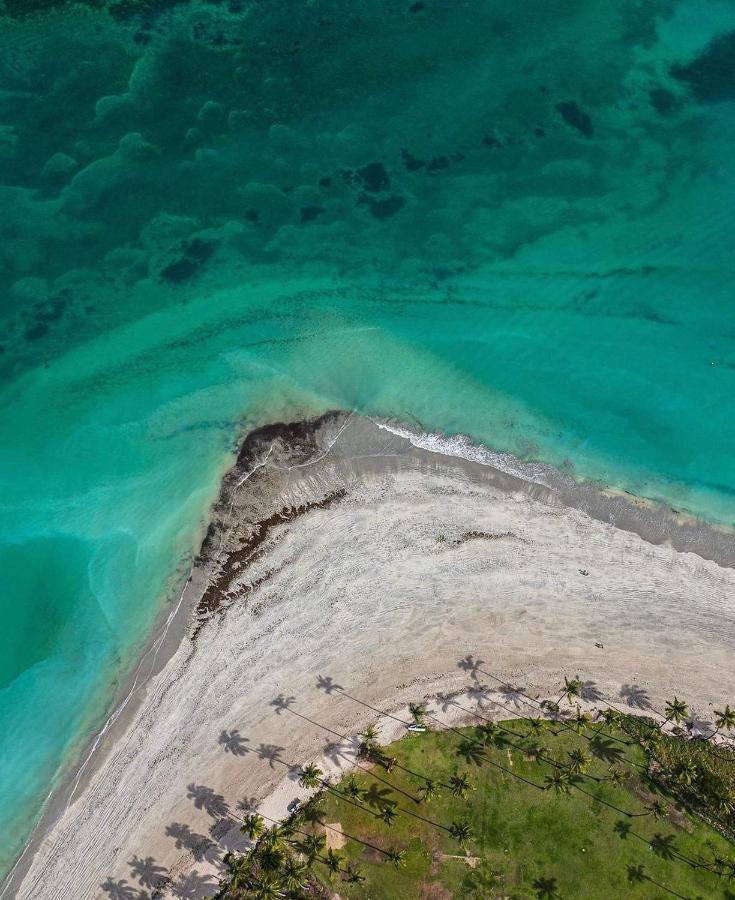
[240, 813, 265, 841]
[664, 697, 689, 725]
[325, 847, 343, 879]
[298, 763, 324, 789]
[449, 820, 473, 848]
[380, 804, 397, 825]
[420, 779, 439, 803]
[714, 704, 735, 732]
[449, 773, 472, 798]
[386, 848, 407, 868]
[567, 749, 591, 774]
[561, 677, 582, 705]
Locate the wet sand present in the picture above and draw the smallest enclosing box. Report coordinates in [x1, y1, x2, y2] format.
[10, 413, 735, 899]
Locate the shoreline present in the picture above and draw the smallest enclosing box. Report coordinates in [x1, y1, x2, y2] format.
[7, 411, 735, 899]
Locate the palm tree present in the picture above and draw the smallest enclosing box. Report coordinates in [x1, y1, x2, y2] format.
[663, 697, 689, 729]
[476, 722, 497, 745]
[420, 779, 439, 803]
[380, 804, 397, 825]
[298, 763, 324, 789]
[386, 848, 407, 868]
[240, 813, 265, 841]
[344, 776, 364, 803]
[228, 853, 255, 889]
[358, 724, 380, 759]
[709, 704, 735, 740]
[544, 770, 573, 794]
[716, 793, 735, 819]
[646, 799, 669, 821]
[559, 677, 582, 706]
[409, 702, 428, 724]
[600, 708, 622, 730]
[258, 843, 286, 873]
[607, 765, 627, 786]
[449, 820, 473, 848]
[567, 749, 591, 775]
[344, 863, 366, 884]
[282, 857, 308, 894]
[573, 708, 592, 734]
[301, 832, 326, 867]
[361, 724, 379, 746]
[675, 761, 699, 787]
[324, 848, 343, 880]
[298, 795, 324, 825]
[253, 874, 282, 900]
[526, 717, 547, 736]
[449, 773, 472, 799]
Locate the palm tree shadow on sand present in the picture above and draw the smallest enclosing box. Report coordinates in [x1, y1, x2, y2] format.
[128, 855, 169, 893]
[168, 869, 218, 900]
[100, 878, 150, 900]
[164, 822, 221, 865]
[620, 684, 653, 711]
[218, 728, 250, 756]
[186, 783, 230, 819]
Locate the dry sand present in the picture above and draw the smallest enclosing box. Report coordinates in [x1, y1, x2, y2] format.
[9, 413, 735, 899]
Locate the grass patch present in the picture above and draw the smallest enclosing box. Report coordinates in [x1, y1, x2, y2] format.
[218, 711, 735, 898]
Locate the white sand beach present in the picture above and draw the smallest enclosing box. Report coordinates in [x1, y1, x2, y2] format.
[10, 414, 735, 899]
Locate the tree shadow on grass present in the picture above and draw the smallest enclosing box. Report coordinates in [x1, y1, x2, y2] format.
[532, 876, 559, 899]
[364, 783, 396, 811]
[650, 832, 677, 861]
[589, 736, 624, 765]
[456, 739, 486, 767]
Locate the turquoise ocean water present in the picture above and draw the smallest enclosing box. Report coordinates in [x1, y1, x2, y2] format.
[1, 0, 735, 878]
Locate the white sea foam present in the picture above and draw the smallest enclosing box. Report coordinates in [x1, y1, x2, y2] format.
[373, 420, 555, 489]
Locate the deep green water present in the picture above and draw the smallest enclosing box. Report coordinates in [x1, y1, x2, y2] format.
[2, 0, 735, 880]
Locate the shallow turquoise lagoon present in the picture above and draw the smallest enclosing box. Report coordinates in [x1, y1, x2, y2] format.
[1, 0, 735, 880]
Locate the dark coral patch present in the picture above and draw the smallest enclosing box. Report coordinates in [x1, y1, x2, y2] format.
[427, 155, 449, 173]
[649, 87, 680, 115]
[357, 162, 390, 193]
[160, 238, 215, 283]
[401, 149, 426, 171]
[300, 205, 325, 223]
[671, 30, 735, 103]
[363, 194, 405, 220]
[555, 100, 594, 137]
[24, 322, 48, 342]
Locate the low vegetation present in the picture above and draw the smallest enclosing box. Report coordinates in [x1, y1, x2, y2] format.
[212, 679, 735, 898]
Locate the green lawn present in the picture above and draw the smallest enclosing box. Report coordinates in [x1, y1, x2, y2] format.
[305, 720, 734, 899]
